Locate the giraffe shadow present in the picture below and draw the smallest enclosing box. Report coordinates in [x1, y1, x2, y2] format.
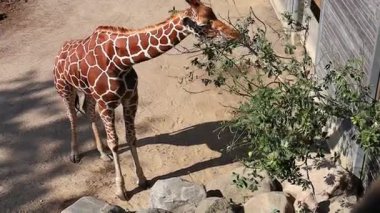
[117, 121, 244, 198]
[0, 70, 96, 211]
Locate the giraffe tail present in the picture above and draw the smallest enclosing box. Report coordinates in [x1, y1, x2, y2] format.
[75, 94, 86, 115]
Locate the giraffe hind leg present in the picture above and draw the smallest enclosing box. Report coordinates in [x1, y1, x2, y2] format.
[83, 95, 112, 162]
[58, 85, 80, 163]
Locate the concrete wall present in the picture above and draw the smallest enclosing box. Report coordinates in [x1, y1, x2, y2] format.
[302, 0, 319, 62]
[270, 0, 319, 61]
[270, 0, 295, 21]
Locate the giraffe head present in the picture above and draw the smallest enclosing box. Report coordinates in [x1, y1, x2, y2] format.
[182, 0, 240, 40]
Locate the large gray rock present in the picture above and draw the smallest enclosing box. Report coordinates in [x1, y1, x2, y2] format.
[136, 209, 172, 213]
[61, 196, 126, 213]
[206, 166, 281, 204]
[243, 192, 294, 213]
[150, 178, 207, 211]
[195, 197, 233, 213]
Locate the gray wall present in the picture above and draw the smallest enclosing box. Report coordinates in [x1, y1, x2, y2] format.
[315, 0, 380, 186]
[316, 0, 380, 76]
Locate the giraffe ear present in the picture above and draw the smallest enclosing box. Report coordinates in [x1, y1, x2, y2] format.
[185, 0, 201, 7]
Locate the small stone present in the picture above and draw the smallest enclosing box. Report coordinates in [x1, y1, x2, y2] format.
[346, 195, 357, 204]
[150, 178, 206, 211]
[195, 197, 233, 213]
[243, 192, 294, 213]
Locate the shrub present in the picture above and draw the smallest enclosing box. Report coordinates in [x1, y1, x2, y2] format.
[186, 9, 380, 192]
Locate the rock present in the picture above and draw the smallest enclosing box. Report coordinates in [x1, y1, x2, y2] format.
[316, 166, 352, 197]
[282, 159, 364, 213]
[323, 196, 354, 213]
[293, 191, 318, 213]
[172, 204, 197, 213]
[243, 192, 294, 213]
[195, 197, 233, 213]
[206, 166, 281, 204]
[283, 161, 361, 206]
[150, 178, 207, 211]
[101, 205, 128, 213]
[136, 209, 172, 213]
[254, 172, 283, 193]
[61, 196, 126, 213]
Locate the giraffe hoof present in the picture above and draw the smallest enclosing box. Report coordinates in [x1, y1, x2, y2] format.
[70, 154, 80, 163]
[116, 189, 129, 201]
[100, 153, 113, 162]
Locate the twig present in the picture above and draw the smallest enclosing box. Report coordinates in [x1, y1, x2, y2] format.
[249, 7, 267, 34]
[182, 87, 211, 94]
[218, 102, 239, 110]
[169, 46, 203, 55]
[305, 151, 316, 196]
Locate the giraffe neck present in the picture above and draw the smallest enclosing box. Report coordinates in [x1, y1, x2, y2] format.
[96, 13, 190, 66]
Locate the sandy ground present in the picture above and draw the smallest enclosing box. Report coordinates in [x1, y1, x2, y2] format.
[0, 0, 281, 212]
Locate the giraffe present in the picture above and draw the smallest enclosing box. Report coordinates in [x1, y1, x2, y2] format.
[53, 0, 239, 200]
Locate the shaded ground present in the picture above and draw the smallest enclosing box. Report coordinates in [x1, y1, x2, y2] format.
[0, 0, 282, 211]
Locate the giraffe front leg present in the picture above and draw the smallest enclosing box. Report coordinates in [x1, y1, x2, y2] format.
[91, 122, 113, 162]
[123, 92, 148, 189]
[99, 107, 128, 200]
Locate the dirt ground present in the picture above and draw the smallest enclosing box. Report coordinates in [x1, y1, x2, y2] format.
[0, 0, 281, 212]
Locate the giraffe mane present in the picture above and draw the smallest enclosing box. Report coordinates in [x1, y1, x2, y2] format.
[95, 10, 186, 35]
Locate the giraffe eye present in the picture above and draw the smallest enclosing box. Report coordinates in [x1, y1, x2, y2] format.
[183, 17, 198, 29]
[183, 17, 192, 26]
